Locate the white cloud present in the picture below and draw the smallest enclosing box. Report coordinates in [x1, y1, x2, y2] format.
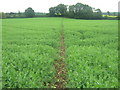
[0, 0, 119, 13]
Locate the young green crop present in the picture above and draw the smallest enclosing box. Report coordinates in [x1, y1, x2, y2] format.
[64, 19, 118, 88]
[2, 17, 118, 88]
[2, 18, 62, 88]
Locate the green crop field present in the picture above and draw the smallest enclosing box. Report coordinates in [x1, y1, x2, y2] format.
[2, 17, 118, 88]
[63, 19, 118, 88]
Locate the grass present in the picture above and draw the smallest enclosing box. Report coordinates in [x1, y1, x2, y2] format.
[2, 17, 118, 88]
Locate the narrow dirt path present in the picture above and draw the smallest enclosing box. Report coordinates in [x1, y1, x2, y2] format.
[54, 18, 67, 88]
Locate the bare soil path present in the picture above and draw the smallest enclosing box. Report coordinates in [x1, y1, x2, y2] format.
[54, 18, 67, 88]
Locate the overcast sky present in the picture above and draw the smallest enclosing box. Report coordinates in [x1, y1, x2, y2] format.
[0, 0, 119, 13]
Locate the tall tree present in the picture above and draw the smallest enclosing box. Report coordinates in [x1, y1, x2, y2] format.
[69, 3, 94, 19]
[107, 11, 110, 16]
[49, 3, 103, 19]
[49, 4, 67, 17]
[94, 9, 102, 19]
[49, 7, 56, 16]
[68, 5, 75, 18]
[25, 7, 35, 17]
[56, 4, 67, 16]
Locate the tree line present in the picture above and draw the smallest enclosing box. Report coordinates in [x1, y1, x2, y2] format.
[103, 11, 118, 16]
[0, 3, 119, 19]
[49, 3, 119, 20]
[0, 7, 48, 19]
[49, 3, 103, 19]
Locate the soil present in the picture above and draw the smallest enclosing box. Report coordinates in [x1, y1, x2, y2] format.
[54, 20, 67, 88]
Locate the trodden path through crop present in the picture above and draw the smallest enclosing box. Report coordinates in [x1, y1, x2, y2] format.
[54, 18, 67, 88]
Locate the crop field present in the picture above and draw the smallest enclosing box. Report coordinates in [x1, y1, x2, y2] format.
[64, 19, 118, 88]
[2, 17, 118, 88]
[103, 15, 118, 18]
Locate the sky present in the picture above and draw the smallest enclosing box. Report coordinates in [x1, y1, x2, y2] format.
[0, 0, 119, 13]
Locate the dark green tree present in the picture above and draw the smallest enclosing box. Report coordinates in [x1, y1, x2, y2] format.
[107, 11, 110, 16]
[68, 3, 93, 19]
[93, 9, 102, 19]
[49, 4, 67, 17]
[68, 5, 75, 18]
[49, 3, 103, 19]
[49, 7, 56, 16]
[81, 4, 93, 19]
[56, 4, 67, 16]
[25, 7, 35, 17]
